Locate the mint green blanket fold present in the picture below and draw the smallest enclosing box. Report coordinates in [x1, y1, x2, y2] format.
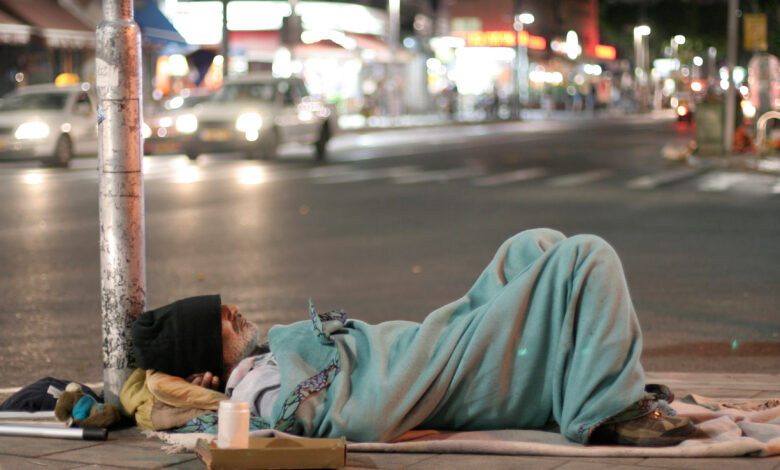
[268, 228, 647, 443]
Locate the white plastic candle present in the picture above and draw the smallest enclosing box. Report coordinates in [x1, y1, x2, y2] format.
[217, 400, 250, 448]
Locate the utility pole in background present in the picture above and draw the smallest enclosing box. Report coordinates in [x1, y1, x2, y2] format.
[95, 0, 146, 406]
[388, 0, 401, 116]
[723, 0, 738, 154]
[222, 0, 230, 76]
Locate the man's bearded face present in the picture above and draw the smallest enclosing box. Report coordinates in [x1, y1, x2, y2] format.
[221, 304, 259, 371]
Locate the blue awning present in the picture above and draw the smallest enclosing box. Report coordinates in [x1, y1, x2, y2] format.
[134, 0, 190, 53]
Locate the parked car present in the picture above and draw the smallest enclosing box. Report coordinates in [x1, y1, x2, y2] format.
[165, 74, 335, 161]
[0, 83, 98, 167]
[143, 90, 214, 156]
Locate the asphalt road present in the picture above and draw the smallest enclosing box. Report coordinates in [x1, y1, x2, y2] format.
[0, 113, 778, 390]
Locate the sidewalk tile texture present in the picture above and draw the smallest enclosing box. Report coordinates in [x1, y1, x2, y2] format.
[2, 373, 780, 469]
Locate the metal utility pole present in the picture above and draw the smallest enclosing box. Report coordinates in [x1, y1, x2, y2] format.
[222, 0, 230, 75]
[724, 0, 738, 154]
[633, 25, 651, 113]
[95, 0, 146, 406]
[388, 0, 400, 116]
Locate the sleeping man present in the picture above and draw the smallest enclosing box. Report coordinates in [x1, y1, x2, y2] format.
[129, 228, 696, 447]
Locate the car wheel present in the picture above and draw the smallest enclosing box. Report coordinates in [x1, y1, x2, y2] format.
[47, 134, 73, 167]
[315, 122, 330, 162]
[260, 128, 279, 160]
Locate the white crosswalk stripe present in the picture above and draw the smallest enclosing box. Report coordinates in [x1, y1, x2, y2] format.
[2, 158, 778, 196]
[308, 165, 358, 178]
[315, 166, 420, 184]
[697, 172, 751, 192]
[626, 167, 703, 190]
[393, 167, 486, 184]
[546, 169, 614, 187]
[697, 171, 780, 194]
[472, 167, 549, 186]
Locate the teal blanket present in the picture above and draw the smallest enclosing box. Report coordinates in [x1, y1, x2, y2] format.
[268, 229, 647, 443]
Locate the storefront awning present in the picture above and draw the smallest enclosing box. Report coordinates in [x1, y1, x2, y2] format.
[346, 33, 412, 63]
[134, 0, 189, 53]
[293, 40, 357, 60]
[0, 9, 30, 45]
[229, 30, 280, 61]
[0, 0, 94, 49]
[228, 30, 411, 64]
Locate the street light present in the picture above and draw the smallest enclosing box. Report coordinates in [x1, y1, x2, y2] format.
[634, 25, 651, 37]
[514, 12, 534, 111]
[515, 12, 534, 27]
[671, 35, 684, 58]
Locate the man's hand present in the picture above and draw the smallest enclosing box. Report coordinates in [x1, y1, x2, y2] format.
[186, 372, 220, 390]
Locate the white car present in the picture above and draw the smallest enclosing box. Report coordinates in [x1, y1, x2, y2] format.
[143, 90, 214, 156]
[0, 83, 98, 167]
[172, 74, 335, 161]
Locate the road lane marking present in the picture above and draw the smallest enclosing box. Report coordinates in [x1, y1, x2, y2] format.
[627, 167, 704, 190]
[697, 171, 780, 195]
[315, 166, 421, 184]
[393, 167, 486, 184]
[472, 167, 549, 186]
[547, 169, 613, 187]
[308, 165, 357, 178]
[697, 172, 753, 192]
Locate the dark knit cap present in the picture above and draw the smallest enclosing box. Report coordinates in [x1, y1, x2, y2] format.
[131, 295, 224, 379]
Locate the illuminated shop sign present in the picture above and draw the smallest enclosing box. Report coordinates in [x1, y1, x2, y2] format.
[551, 38, 616, 61]
[454, 30, 546, 50]
[518, 31, 546, 50]
[593, 44, 616, 60]
[167, 0, 385, 45]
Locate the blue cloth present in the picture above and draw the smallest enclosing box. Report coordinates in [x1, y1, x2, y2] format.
[72, 395, 97, 421]
[268, 229, 647, 443]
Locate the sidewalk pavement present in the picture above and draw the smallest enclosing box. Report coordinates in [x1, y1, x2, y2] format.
[1, 372, 778, 469]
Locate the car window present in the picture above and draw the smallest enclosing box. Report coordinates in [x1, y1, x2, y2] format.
[0, 91, 68, 111]
[277, 81, 295, 105]
[164, 94, 211, 110]
[214, 83, 276, 103]
[184, 95, 211, 107]
[73, 92, 92, 114]
[292, 80, 309, 98]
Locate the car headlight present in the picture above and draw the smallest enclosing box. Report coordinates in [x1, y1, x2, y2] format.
[236, 113, 263, 132]
[142, 122, 152, 139]
[15, 121, 50, 140]
[175, 114, 198, 134]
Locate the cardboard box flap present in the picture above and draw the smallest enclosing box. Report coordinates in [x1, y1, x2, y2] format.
[265, 439, 304, 448]
[196, 437, 346, 469]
